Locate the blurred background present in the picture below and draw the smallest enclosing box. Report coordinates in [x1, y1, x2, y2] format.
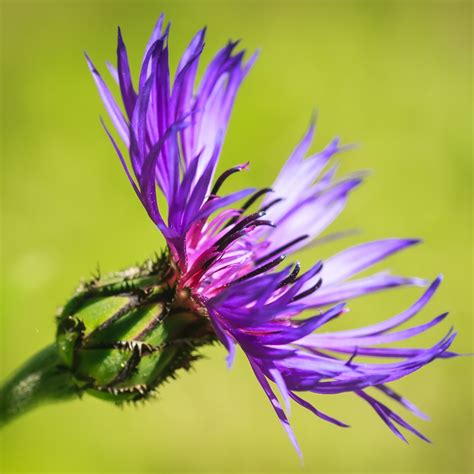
[1, 1, 472, 473]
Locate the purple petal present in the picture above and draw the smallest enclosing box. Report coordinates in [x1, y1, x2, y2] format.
[321, 239, 421, 285]
[255, 304, 346, 345]
[248, 358, 302, 459]
[305, 272, 427, 307]
[307, 312, 448, 348]
[358, 391, 430, 442]
[100, 119, 139, 197]
[357, 390, 408, 442]
[117, 27, 137, 119]
[312, 276, 442, 339]
[264, 178, 362, 255]
[289, 391, 350, 428]
[376, 385, 430, 420]
[141, 14, 166, 73]
[269, 368, 291, 414]
[85, 53, 130, 147]
[106, 61, 119, 84]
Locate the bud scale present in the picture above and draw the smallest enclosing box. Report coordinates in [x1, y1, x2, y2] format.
[56, 254, 215, 403]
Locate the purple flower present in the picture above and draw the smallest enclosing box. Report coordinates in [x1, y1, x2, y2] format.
[87, 15, 458, 457]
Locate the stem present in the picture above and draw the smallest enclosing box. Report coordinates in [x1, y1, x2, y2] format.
[0, 344, 78, 428]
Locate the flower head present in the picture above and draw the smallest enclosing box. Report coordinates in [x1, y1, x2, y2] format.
[87, 14, 458, 456]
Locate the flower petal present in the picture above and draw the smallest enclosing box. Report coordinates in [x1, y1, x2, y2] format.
[320, 239, 421, 285]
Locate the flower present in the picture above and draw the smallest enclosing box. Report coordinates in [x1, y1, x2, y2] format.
[86, 14, 458, 456]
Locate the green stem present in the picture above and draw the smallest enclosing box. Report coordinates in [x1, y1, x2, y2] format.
[0, 344, 78, 428]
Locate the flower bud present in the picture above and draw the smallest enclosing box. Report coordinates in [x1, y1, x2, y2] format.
[55, 255, 214, 403]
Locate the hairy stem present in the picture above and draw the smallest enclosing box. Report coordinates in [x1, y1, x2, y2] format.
[0, 344, 78, 428]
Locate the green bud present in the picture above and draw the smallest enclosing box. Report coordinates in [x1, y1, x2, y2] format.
[55, 254, 215, 403]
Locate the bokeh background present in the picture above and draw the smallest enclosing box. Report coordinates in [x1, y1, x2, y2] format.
[1, 1, 472, 473]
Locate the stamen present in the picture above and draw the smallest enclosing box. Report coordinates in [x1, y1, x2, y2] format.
[216, 229, 249, 252]
[202, 220, 276, 273]
[225, 188, 273, 227]
[200, 253, 221, 272]
[230, 211, 267, 233]
[210, 163, 248, 196]
[345, 347, 359, 367]
[256, 234, 309, 264]
[241, 188, 273, 212]
[291, 261, 323, 288]
[259, 197, 283, 213]
[232, 254, 287, 284]
[291, 278, 323, 302]
[277, 262, 301, 288]
[214, 211, 265, 250]
[307, 229, 360, 248]
[251, 219, 276, 228]
[202, 214, 275, 273]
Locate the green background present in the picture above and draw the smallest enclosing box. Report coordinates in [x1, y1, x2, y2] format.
[1, 1, 472, 473]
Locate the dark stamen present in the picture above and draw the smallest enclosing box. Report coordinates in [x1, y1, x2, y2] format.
[251, 219, 276, 228]
[259, 197, 283, 213]
[277, 262, 301, 288]
[225, 188, 273, 227]
[231, 254, 287, 284]
[216, 229, 249, 252]
[256, 235, 309, 265]
[217, 219, 275, 252]
[242, 187, 273, 212]
[203, 214, 274, 272]
[345, 347, 359, 367]
[203, 222, 276, 273]
[214, 211, 265, 250]
[210, 164, 247, 196]
[201, 254, 221, 272]
[308, 229, 359, 248]
[291, 261, 323, 289]
[291, 278, 323, 302]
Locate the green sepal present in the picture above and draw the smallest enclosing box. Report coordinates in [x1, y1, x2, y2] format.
[0, 253, 217, 427]
[55, 256, 216, 404]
